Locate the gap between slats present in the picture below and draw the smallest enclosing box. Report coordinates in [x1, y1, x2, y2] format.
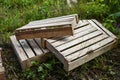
[47, 25, 92, 43]
[34, 38, 49, 53]
[26, 39, 43, 56]
[61, 34, 109, 57]
[52, 27, 97, 47]
[56, 30, 103, 51]
[19, 40, 35, 58]
[66, 37, 114, 62]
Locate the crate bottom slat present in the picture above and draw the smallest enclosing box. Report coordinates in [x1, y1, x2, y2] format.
[10, 36, 49, 69]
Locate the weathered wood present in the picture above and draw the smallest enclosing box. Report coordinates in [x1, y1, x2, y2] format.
[46, 20, 118, 71]
[10, 35, 49, 69]
[15, 25, 74, 40]
[0, 48, 5, 80]
[34, 38, 49, 53]
[92, 19, 117, 39]
[88, 20, 107, 35]
[28, 14, 79, 25]
[18, 20, 76, 30]
[46, 41, 68, 68]
[41, 38, 46, 49]
[46, 21, 90, 43]
[66, 37, 114, 62]
[68, 40, 117, 71]
[52, 27, 97, 47]
[56, 30, 102, 51]
[19, 40, 35, 58]
[61, 34, 108, 56]
[26, 39, 43, 56]
[15, 15, 78, 40]
[10, 36, 28, 69]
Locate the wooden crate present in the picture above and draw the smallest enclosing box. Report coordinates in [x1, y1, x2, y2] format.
[15, 14, 78, 40]
[0, 48, 5, 80]
[46, 19, 118, 71]
[10, 36, 49, 69]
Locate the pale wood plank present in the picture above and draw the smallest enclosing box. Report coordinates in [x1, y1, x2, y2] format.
[52, 27, 97, 47]
[10, 35, 28, 68]
[92, 19, 117, 39]
[19, 40, 35, 58]
[78, 20, 82, 24]
[61, 34, 108, 56]
[17, 21, 75, 30]
[68, 40, 117, 71]
[74, 21, 89, 29]
[88, 20, 107, 35]
[26, 39, 43, 56]
[74, 24, 92, 34]
[66, 37, 114, 62]
[28, 17, 77, 26]
[56, 30, 102, 51]
[29, 14, 78, 25]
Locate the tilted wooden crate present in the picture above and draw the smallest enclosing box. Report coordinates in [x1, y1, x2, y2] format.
[46, 19, 118, 71]
[10, 36, 49, 69]
[15, 14, 78, 40]
[28, 14, 79, 26]
[0, 48, 5, 80]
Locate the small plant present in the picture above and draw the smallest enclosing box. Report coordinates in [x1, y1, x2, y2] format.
[22, 57, 57, 80]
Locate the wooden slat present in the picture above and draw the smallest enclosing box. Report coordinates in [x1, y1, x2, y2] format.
[0, 48, 2, 65]
[16, 26, 73, 40]
[15, 15, 79, 40]
[34, 38, 49, 53]
[74, 24, 91, 34]
[56, 30, 102, 51]
[19, 40, 35, 58]
[47, 23, 92, 43]
[26, 39, 43, 56]
[92, 19, 117, 39]
[66, 37, 114, 62]
[45, 20, 117, 71]
[28, 14, 78, 25]
[88, 20, 107, 35]
[74, 21, 89, 29]
[10, 35, 28, 68]
[28, 17, 77, 26]
[0, 49, 3, 69]
[61, 34, 108, 56]
[52, 27, 97, 47]
[18, 20, 75, 30]
[68, 40, 117, 71]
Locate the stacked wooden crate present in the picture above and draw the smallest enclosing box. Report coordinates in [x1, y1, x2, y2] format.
[11, 14, 118, 71]
[11, 14, 78, 69]
[0, 48, 5, 80]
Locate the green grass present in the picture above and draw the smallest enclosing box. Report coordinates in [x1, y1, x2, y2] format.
[0, 0, 120, 80]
